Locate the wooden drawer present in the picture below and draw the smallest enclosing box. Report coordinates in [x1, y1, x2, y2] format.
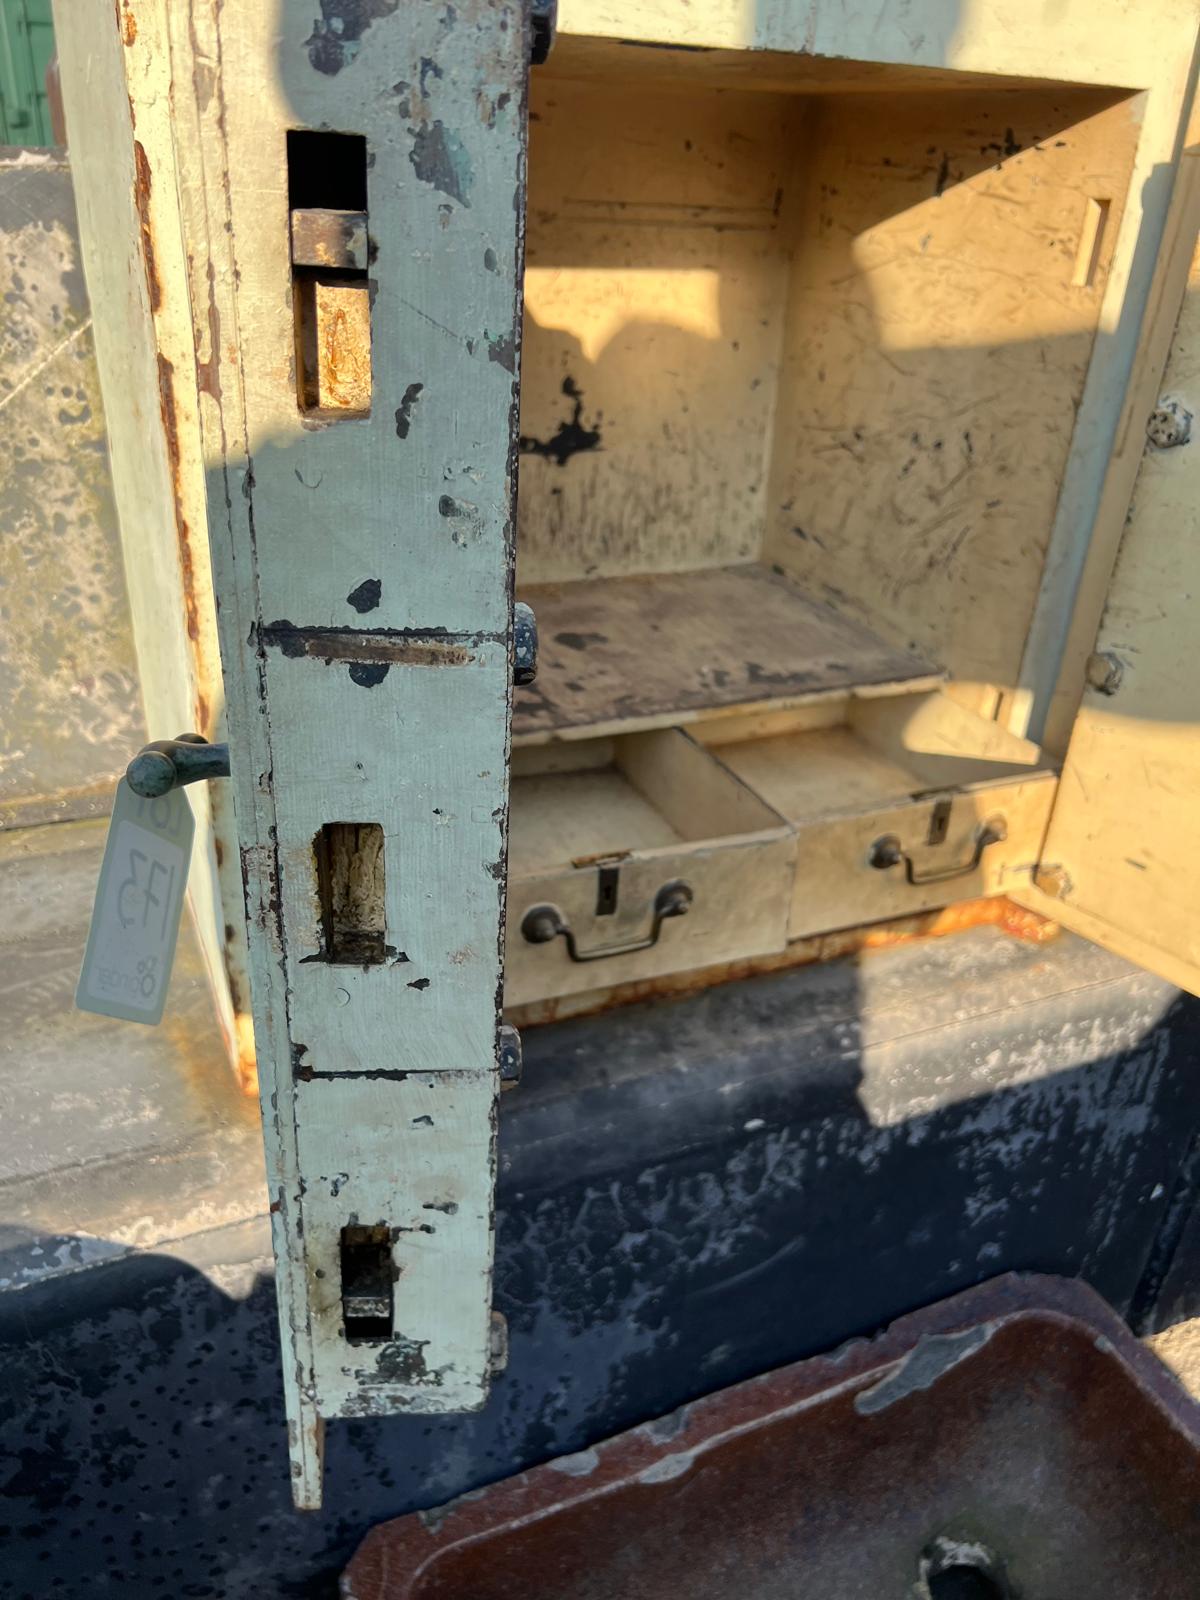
[713, 696, 1058, 940]
[505, 730, 793, 1006]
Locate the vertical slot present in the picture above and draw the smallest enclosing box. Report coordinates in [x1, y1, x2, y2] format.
[340, 1224, 394, 1343]
[287, 130, 372, 415]
[1072, 196, 1111, 288]
[595, 862, 621, 917]
[314, 822, 387, 964]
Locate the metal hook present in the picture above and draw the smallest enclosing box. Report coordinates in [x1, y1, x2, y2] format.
[126, 733, 231, 798]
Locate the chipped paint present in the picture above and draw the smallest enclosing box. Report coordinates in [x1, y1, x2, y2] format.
[409, 120, 474, 207]
[854, 1323, 997, 1414]
[305, 0, 401, 76]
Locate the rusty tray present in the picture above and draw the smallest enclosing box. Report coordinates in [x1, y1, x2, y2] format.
[342, 1275, 1200, 1600]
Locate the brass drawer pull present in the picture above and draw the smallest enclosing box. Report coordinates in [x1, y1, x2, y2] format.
[869, 815, 1007, 887]
[521, 880, 693, 963]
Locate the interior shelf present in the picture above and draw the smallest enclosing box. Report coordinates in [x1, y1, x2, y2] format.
[512, 563, 941, 744]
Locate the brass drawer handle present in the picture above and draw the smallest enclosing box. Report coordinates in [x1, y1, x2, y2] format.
[521, 880, 693, 963]
[869, 816, 1007, 887]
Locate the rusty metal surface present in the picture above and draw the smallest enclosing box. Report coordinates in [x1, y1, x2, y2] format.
[344, 1274, 1200, 1600]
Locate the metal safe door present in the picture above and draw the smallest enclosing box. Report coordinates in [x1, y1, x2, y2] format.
[64, 0, 529, 1506]
[1022, 226, 1200, 999]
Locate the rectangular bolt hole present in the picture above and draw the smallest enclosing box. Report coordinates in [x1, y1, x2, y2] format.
[287, 130, 368, 211]
[314, 822, 387, 964]
[340, 1224, 394, 1343]
[927, 798, 952, 847]
[595, 863, 621, 917]
[288, 129, 371, 415]
[1072, 196, 1111, 288]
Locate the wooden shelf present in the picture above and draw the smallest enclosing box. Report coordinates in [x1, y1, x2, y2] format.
[513, 564, 941, 744]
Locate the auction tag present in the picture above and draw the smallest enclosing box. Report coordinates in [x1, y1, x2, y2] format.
[75, 779, 195, 1024]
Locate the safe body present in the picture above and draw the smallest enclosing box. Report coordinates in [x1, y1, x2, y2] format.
[56, 0, 1200, 1504]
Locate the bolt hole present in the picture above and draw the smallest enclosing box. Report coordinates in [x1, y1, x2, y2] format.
[928, 1567, 1007, 1600]
[920, 1539, 1011, 1600]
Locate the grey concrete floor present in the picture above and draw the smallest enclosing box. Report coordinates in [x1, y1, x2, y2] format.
[0, 817, 267, 1293]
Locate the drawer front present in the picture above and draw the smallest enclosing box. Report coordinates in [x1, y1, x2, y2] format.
[788, 774, 1058, 940]
[506, 833, 794, 1007]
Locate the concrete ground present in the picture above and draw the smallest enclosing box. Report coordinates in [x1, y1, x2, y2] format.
[0, 816, 266, 1292]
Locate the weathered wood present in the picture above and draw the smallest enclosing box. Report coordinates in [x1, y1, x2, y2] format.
[513, 565, 939, 743]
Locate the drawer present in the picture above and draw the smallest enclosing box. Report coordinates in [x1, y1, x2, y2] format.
[714, 704, 1058, 939]
[505, 730, 793, 1006]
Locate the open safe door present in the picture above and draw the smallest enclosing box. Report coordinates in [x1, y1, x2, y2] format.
[1018, 242, 1200, 998]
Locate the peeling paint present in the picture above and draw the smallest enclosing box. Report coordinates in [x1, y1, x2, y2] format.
[853, 1323, 996, 1414]
[305, 0, 400, 76]
[409, 120, 473, 207]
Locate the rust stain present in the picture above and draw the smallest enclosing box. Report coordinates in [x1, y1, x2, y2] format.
[505, 898, 1061, 1030]
[262, 622, 477, 668]
[155, 353, 202, 648]
[320, 295, 371, 411]
[132, 141, 161, 313]
[120, 2, 137, 46]
[158, 1010, 259, 1125]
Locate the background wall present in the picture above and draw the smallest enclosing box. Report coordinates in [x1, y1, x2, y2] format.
[0, 146, 142, 829]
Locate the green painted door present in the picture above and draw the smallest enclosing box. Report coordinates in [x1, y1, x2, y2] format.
[0, 0, 54, 146]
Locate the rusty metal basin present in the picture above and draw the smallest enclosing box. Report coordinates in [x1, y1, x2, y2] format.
[342, 1275, 1200, 1600]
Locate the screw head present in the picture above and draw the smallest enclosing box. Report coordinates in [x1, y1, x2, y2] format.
[498, 1024, 522, 1089]
[1147, 397, 1192, 449]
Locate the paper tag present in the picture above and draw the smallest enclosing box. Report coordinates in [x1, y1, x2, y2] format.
[75, 779, 195, 1024]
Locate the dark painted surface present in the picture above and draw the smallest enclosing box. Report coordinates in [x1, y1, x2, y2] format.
[4, 925, 1200, 1597]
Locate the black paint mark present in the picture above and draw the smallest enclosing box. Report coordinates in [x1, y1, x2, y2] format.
[394, 381, 424, 439]
[346, 578, 382, 613]
[349, 662, 389, 688]
[412, 1114, 435, 1126]
[374, 1336, 431, 1384]
[423, 1200, 458, 1214]
[487, 332, 517, 373]
[484, 247, 498, 272]
[555, 631, 607, 652]
[407, 977, 431, 990]
[438, 495, 462, 517]
[419, 55, 443, 95]
[409, 120, 473, 207]
[305, 0, 399, 75]
[980, 129, 1025, 167]
[519, 376, 602, 467]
